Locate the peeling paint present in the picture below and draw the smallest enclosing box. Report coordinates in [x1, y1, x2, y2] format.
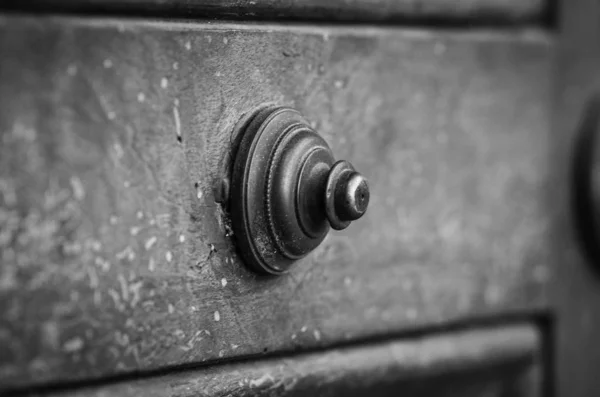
[313, 330, 321, 341]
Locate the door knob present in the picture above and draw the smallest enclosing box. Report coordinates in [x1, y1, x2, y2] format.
[573, 96, 600, 267]
[230, 106, 370, 274]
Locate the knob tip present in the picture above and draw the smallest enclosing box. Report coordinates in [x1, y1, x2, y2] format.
[337, 172, 370, 221]
[325, 160, 370, 230]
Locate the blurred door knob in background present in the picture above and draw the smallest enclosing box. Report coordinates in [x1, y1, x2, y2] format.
[573, 96, 600, 268]
[230, 106, 370, 275]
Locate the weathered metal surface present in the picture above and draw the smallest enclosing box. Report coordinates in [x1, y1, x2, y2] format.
[1, 0, 547, 25]
[0, 16, 552, 390]
[44, 324, 542, 397]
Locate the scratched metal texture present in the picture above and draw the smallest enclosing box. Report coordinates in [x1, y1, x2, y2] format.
[0, 16, 552, 390]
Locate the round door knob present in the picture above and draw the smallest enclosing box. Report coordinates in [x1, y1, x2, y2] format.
[230, 106, 370, 274]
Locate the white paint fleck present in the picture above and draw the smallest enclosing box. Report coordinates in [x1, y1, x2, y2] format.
[221, 278, 227, 287]
[313, 330, 321, 341]
[215, 71, 222, 77]
[334, 80, 344, 89]
[70, 176, 85, 200]
[197, 189, 203, 200]
[118, 273, 129, 301]
[161, 77, 169, 89]
[103, 59, 113, 68]
[116, 246, 135, 262]
[89, 240, 102, 252]
[231, 344, 239, 349]
[136, 211, 144, 220]
[63, 337, 84, 353]
[148, 257, 156, 272]
[168, 303, 175, 314]
[291, 334, 297, 340]
[174, 329, 185, 339]
[300, 325, 307, 332]
[173, 105, 182, 142]
[137, 92, 145, 103]
[214, 310, 220, 321]
[179, 234, 185, 243]
[218, 350, 225, 357]
[130, 281, 143, 307]
[67, 64, 78, 76]
[113, 143, 124, 159]
[107, 111, 116, 120]
[143, 237, 157, 251]
[130, 226, 141, 236]
[173, 62, 179, 70]
[166, 251, 173, 262]
[249, 374, 274, 388]
[223, 37, 228, 44]
[185, 41, 192, 50]
[94, 256, 111, 272]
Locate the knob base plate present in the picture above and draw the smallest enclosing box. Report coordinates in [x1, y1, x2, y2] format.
[230, 106, 334, 274]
